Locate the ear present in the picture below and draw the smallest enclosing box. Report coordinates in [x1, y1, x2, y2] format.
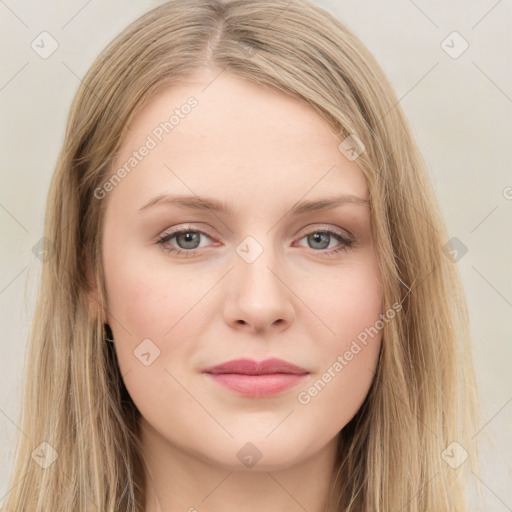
[84, 243, 108, 324]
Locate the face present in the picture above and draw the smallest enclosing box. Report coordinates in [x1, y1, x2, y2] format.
[98, 70, 383, 471]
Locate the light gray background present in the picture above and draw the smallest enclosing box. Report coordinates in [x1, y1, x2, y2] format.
[1, 0, 511, 510]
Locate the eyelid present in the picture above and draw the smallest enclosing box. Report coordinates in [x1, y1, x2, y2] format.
[156, 223, 215, 240]
[295, 223, 353, 241]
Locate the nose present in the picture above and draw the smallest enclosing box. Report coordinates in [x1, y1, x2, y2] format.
[222, 241, 295, 334]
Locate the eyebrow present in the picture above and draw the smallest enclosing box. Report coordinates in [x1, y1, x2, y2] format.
[138, 193, 369, 216]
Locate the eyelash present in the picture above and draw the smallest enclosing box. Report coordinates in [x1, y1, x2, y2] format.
[156, 225, 354, 258]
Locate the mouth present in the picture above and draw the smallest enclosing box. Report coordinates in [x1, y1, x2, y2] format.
[202, 358, 309, 398]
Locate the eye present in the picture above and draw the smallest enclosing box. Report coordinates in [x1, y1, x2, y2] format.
[156, 225, 354, 258]
[156, 226, 214, 257]
[295, 228, 353, 256]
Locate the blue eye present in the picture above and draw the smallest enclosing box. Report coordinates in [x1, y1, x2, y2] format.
[156, 226, 353, 258]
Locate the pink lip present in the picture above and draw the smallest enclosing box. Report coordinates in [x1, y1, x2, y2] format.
[202, 358, 309, 397]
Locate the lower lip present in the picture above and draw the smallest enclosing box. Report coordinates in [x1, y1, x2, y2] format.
[204, 373, 308, 397]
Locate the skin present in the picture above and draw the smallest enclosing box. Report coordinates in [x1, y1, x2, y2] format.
[95, 69, 383, 512]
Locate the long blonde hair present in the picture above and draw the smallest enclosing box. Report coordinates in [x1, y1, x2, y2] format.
[4, 0, 481, 510]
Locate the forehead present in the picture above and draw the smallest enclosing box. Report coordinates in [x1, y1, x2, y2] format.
[108, 72, 368, 211]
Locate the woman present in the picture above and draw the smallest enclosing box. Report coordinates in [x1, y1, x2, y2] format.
[4, 0, 481, 510]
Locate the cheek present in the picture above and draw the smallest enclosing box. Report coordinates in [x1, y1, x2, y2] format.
[303, 254, 383, 349]
[296, 343, 379, 440]
[103, 252, 207, 425]
[102, 248, 203, 372]
[334, 266, 382, 344]
[293, 257, 383, 427]
[104, 242, 204, 331]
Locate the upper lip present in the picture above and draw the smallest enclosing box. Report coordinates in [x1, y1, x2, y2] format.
[202, 358, 309, 375]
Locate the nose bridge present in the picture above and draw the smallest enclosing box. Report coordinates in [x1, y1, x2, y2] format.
[234, 233, 283, 298]
[223, 232, 294, 330]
